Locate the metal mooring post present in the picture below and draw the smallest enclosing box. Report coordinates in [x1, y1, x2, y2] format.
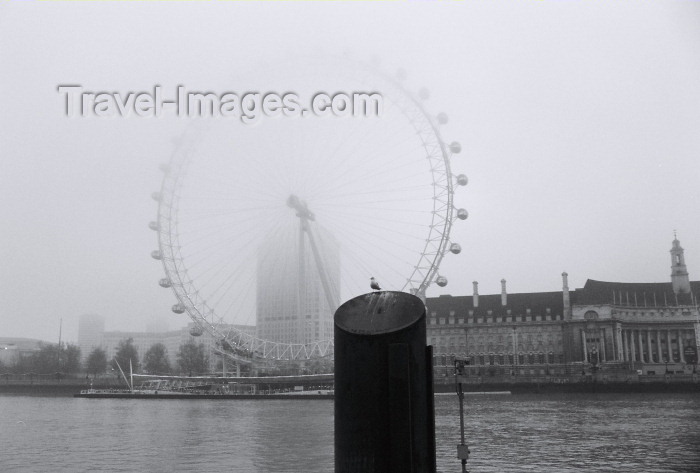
[454, 359, 470, 473]
[334, 291, 436, 473]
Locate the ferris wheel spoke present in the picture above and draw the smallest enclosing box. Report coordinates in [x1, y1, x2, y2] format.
[306, 140, 426, 200]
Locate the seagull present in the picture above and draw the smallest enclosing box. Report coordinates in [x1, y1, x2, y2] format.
[370, 277, 382, 291]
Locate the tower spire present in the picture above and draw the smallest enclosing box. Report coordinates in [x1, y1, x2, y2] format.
[670, 232, 690, 294]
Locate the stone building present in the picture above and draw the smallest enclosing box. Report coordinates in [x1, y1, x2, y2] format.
[426, 237, 700, 378]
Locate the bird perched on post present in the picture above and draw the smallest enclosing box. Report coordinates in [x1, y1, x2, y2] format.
[370, 277, 382, 291]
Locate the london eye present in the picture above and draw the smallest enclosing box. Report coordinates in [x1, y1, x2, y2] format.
[149, 58, 469, 370]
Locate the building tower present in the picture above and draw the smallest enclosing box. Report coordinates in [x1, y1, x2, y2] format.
[256, 217, 340, 345]
[78, 314, 105, 364]
[670, 233, 691, 294]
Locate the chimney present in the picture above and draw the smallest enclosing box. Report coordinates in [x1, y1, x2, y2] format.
[501, 279, 507, 306]
[472, 281, 479, 308]
[562, 272, 571, 319]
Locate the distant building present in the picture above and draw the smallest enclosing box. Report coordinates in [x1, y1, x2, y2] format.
[79, 320, 255, 374]
[0, 338, 44, 367]
[256, 218, 340, 345]
[426, 236, 700, 377]
[77, 314, 105, 364]
[101, 329, 184, 370]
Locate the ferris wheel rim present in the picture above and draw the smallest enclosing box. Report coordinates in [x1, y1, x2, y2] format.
[153, 61, 457, 362]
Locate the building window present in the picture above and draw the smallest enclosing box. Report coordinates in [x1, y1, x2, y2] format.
[518, 354, 525, 365]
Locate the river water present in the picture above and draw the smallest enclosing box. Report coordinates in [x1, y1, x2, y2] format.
[1, 393, 698, 472]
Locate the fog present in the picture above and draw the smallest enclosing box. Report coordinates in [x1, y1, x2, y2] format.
[1, 1, 699, 343]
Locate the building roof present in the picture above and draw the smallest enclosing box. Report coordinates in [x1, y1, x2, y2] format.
[574, 279, 700, 306]
[0, 337, 46, 350]
[426, 290, 565, 317]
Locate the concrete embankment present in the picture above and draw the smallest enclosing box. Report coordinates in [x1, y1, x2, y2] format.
[0, 378, 121, 397]
[433, 380, 700, 394]
[3, 378, 700, 397]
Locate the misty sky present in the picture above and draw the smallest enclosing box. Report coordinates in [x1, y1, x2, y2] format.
[1, 1, 699, 343]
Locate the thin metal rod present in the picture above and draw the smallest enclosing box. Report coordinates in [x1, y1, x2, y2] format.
[458, 382, 467, 473]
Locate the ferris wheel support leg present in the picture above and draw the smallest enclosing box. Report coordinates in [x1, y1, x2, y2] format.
[298, 223, 306, 324]
[302, 219, 337, 314]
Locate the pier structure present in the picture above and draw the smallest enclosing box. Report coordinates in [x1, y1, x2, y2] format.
[334, 291, 436, 473]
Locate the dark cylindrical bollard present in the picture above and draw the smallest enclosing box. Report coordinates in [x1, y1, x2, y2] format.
[334, 291, 436, 473]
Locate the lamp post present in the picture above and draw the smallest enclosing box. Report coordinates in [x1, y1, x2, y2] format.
[589, 346, 599, 381]
[454, 359, 470, 473]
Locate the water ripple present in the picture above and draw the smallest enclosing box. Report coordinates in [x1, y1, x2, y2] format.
[1, 393, 699, 472]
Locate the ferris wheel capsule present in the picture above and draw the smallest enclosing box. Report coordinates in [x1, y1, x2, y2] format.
[151, 250, 162, 260]
[456, 208, 469, 220]
[449, 142, 462, 154]
[148, 221, 159, 231]
[418, 88, 430, 100]
[151, 192, 162, 202]
[437, 113, 448, 125]
[456, 174, 468, 186]
[189, 325, 203, 337]
[172, 303, 185, 314]
[449, 243, 462, 254]
[159, 278, 172, 288]
[436, 275, 448, 287]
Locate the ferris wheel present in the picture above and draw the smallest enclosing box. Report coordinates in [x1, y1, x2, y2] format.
[149, 58, 469, 366]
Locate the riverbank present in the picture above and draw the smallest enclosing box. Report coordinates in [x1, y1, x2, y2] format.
[3, 380, 700, 397]
[433, 380, 700, 394]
